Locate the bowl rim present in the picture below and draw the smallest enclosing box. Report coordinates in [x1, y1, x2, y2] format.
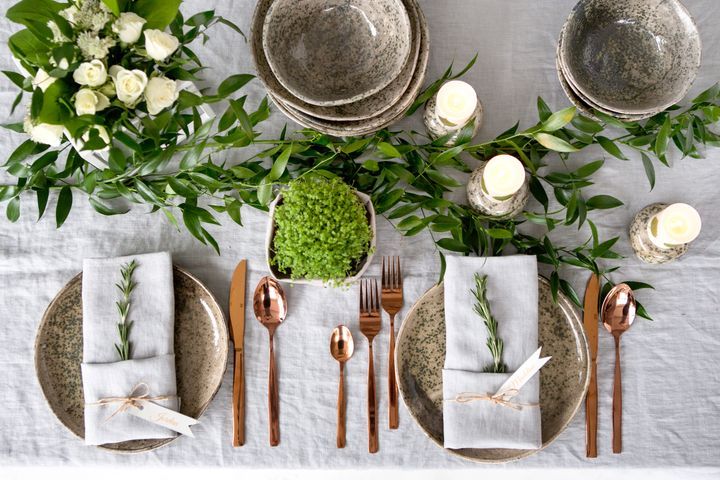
[261, 0, 413, 107]
[558, 0, 702, 115]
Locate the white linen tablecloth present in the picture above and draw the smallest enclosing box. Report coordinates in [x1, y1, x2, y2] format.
[0, 0, 718, 472]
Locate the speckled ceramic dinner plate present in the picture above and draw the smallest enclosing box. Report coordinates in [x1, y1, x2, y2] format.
[34, 267, 229, 453]
[395, 277, 590, 463]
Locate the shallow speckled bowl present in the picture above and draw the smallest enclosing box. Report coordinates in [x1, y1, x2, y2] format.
[396, 278, 590, 463]
[252, 0, 422, 121]
[35, 267, 229, 453]
[263, 0, 412, 107]
[559, 0, 701, 115]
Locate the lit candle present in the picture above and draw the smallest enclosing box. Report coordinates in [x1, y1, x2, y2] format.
[649, 203, 702, 247]
[435, 80, 478, 126]
[482, 155, 526, 199]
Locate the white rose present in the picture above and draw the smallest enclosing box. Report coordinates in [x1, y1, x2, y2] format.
[144, 29, 180, 62]
[112, 12, 146, 44]
[33, 68, 56, 92]
[109, 66, 148, 107]
[75, 88, 110, 116]
[29, 122, 64, 147]
[82, 125, 111, 152]
[144, 77, 179, 115]
[73, 60, 107, 87]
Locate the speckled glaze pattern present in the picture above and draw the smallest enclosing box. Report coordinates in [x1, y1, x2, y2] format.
[262, 0, 412, 107]
[395, 278, 590, 463]
[34, 267, 229, 453]
[423, 96, 483, 146]
[253, 0, 422, 122]
[466, 163, 530, 219]
[555, 30, 654, 122]
[559, 0, 701, 115]
[630, 203, 689, 264]
[265, 7, 429, 137]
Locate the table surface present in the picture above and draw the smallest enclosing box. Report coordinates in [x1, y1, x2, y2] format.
[1, 0, 719, 471]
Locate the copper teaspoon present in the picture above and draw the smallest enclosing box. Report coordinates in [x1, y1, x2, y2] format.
[253, 276, 287, 447]
[330, 325, 354, 448]
[601, 283, 637, 454]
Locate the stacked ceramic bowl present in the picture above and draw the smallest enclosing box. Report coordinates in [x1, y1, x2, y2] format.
[252, 0, 429, 137]
[556, 0, 701, 121]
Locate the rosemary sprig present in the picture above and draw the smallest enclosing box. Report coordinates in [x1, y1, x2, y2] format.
[114, 260, 138, 361]
[471, 273, 506, 373]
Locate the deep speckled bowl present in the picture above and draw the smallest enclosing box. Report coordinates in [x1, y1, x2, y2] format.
[35, 267, 228, 453]
[262, 0, 412, 107]
[395, 278, 590, 463]
[559, 0, 701, 115]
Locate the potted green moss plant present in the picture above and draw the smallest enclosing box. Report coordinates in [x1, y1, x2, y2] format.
[265, 176, 376, 286]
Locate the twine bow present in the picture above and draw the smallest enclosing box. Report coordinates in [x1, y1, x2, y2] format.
[87, 382, 170, 423]
[449, 390, 538, 411]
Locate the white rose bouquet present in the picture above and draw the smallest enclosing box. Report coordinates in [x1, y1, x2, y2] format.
[2, 0, 256, 231]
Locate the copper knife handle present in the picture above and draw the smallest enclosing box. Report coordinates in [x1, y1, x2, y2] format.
[612, 335, 622, 454]
[367, 342, 378, 453]
[232, 349, 245, 447]
[268, 333, 280, 447]
[337, 362, 346, 448]
[388, 315, 399, 429]
[585, 360, 598, 457]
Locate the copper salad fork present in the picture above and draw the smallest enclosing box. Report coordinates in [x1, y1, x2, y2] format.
[359, 278, 381, 454]
[381, 256, 403, 430]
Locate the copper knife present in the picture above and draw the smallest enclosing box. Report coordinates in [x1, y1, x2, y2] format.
[584, 273, 600, 458]
[229, 260, 248, 447]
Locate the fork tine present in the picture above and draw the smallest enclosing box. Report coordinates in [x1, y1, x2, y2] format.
[397, 256, 402, 288]
[381, 257, 387, 289]
[392, 256, 398, 290]
[373, 279, 380, 313]
[359, 278, 365, 313]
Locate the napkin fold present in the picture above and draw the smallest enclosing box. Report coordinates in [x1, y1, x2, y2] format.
[81, 252, 177, 445]
[442, 255, 541, 449]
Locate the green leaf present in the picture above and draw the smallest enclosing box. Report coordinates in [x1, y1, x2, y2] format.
[132, 0, 182, 29]
[586, 195, 623, 210]
[575, 159, 604, 178]
[269, 144, 292, 181]
[55, 186, 72, 227]
[533, 133, 579, 152]
[36, 187, 49, 220]
[6, 0, 62, 26]
[654, 116, 672, 162]
[225, 198, 243, 226]
[101, 0, 123, 16]
[425, 169, 461, 188]
[692, 83, 719, 104]
[377, 142, 401, 158]
[257, 178, 273, 205]
[528, 176, 548, 211]
[217, 74, 254, 98]
[597, 136, 628, 160]
[640, 153, 655, 190]
[623, 281, 655, 291]
[536, 97, 552, 122]
[486, 228, 513, 239]
[6, 196, 20, 222]
[541, 106, 576, 132]
[571, 115, 603, 134]
[437, 238, 471, 253]
[89, 197, 129, 216]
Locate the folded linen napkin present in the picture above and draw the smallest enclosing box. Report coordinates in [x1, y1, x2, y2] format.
[81, 252, 178, 445]
[442, 255, 541, 449]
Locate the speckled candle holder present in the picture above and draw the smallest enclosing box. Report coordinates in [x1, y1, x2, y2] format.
[630, 203, 689, 264]
[466, 162, 530, 219]
[423, 96, 483, 147]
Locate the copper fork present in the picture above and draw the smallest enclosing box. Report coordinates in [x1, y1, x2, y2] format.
[359, 278, 381, 453]
[381, 256, 403, 430]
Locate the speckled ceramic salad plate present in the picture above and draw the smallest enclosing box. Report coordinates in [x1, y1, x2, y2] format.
[34, 267, 228, 453]
[395, 277, 590, 463]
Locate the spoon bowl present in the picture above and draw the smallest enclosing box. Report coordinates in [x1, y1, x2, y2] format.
[601, 283, 637, 454]
[253, 276, 288, 446]
[330, 325, 354, 448]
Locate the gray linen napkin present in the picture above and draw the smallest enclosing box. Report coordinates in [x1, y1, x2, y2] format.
[81, 252, 178, 445]
[442, 255, 541, 449]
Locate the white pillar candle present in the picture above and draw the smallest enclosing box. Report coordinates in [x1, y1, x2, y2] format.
[435, 80, 478, 126]
[649, 203, 702, 247]
[482, 154, 526, 198]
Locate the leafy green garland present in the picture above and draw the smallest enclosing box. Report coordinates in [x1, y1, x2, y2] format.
[2, 50, 720, 319]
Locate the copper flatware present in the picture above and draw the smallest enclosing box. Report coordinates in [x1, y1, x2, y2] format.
[359, 278, 381, 453]
[381, 256, 403, 430]
[229, 260, 248, 447]
[583, 273, 600, 458]
[253, 276, 288, 447]
[601, 283, 637, 454]
[330, 325, 354, 448]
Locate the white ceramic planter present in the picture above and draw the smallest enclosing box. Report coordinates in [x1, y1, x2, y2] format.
[265, 190, 377, 286]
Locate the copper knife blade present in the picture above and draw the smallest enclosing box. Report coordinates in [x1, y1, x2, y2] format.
[584, 273, 600, 458]
[229, 259, 247, 447]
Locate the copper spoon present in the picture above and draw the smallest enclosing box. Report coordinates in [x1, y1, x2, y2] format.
[253, 276, 287, 447]
[330, 325, 354, 448]
[601, 283, 637, 454]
